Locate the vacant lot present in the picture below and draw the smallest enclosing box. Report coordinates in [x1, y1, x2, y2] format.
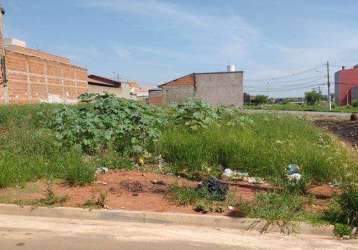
[0, 94, 357, 234]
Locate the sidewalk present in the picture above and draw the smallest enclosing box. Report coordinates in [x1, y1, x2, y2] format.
[0, 214, 357, 250]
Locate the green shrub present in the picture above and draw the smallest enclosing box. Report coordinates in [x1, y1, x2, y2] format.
[338, 187, 358, 226]
[322, 187, 358, 228]
[50, 94, 165, 155]
[254, 95, 269, 105]
[334, 223, 352, 237]
[305, 91, 321, 105]
[352, 100, 358, 108]
[169, 99, 221, 130]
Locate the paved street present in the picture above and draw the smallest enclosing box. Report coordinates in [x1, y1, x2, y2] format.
[0, 215, 357, 250]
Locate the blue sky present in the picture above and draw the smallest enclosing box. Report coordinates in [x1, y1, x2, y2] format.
[3, 0, 358, 97]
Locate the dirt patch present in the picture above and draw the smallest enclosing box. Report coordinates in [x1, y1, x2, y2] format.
[306, 184, 341, 199]
[0, 171, 258, 215]
[314, 119, 358, 148]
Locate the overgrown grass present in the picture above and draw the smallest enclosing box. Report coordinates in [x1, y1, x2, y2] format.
[168, 186, 203, 206]
[0, 127, 95, 187]
[237, 192, 304, 233]
[158, 113, 357, 184]
[0, 105, 95, 187]
[1, 99, 357, 191]
[244, 103, 358, 113]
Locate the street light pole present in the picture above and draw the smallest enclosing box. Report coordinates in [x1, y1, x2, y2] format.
[326, 61, 332, 110]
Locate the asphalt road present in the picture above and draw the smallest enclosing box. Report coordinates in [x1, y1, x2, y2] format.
[0, 214, 357, 250]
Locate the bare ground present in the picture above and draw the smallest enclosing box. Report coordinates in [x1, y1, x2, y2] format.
[314, 119, 358, 149]
[0, 171, 259, 215]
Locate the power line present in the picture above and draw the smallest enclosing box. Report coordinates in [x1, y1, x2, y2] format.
[244, 64, 325, 82]
[245, 77, 326, 89]
[245, 83, 326, 93]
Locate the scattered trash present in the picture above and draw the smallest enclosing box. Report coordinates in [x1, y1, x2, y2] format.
[137, 156, 145, 166]
[222, 168, 234, 177]
[95, 167, 109, 175]
[287, 173, 302, 182]
[287, 164, 301, 181]
[197, 177, 228, 201]
[243, 176, 264, 184]
[222, 168, 249, 179]
[287, 164, 300, 175]
[228, 205, 234, 211]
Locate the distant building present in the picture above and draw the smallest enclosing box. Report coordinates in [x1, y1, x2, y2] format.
[0, 8, 88, 104]
[124, 81, 149, 102]
[148, 89, 164, 105]
[335, 65, 358, 106]
[88, 74, 131, 99]
[149, 67, 244, 106]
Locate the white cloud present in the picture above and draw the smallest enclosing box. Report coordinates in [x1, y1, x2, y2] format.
[81, 0, 262, 63]
[114, 47, 132, 60]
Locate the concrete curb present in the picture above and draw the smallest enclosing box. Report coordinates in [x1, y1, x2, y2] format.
[0, 204, 333, 236]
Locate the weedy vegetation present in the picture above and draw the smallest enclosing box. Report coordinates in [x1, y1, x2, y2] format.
[237, 192, 304, 234]
[0, 94, 358, 232]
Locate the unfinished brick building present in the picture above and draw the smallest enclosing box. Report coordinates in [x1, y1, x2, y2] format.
[0, 7, 88, 104]
[149, 69, 244, 107]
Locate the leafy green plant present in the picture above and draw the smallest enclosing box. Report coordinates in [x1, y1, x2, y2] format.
[170, 99, 221, 130]
[50, 94, 165, 155]
[334, 223, 352, 238]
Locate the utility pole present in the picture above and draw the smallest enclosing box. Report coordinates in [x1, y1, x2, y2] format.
[326, 61, 332, 111]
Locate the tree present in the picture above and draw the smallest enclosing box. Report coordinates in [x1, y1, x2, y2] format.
[352, 100, 358, 108]
[255, 95, 269, 105]
[305, 91, 321, 106]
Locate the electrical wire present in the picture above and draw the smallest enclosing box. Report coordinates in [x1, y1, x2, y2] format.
[244, 64, 325, 82]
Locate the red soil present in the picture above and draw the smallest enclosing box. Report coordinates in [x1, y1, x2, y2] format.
[0, 171, 258, 215]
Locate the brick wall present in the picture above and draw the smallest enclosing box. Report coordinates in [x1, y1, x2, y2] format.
[194, 72, 243, 106]
[158, 72, 244, 106]
[0, 46, 88, 104]
[160, 74, 195, 104]
[148, 89, 164, 105]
